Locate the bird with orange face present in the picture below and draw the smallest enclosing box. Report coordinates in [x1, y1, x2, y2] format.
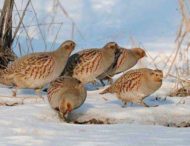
[48, 76, 87, 121]
[100, 68, 163, 107]
[97, 47, 147, 86]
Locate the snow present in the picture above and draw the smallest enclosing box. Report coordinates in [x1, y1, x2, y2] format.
[0, 78, 190, 146]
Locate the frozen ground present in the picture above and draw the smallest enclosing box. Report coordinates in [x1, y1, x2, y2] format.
[0, 78, 190, 146]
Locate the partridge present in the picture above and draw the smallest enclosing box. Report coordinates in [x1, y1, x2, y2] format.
[62, 42, 119, 84]
[47, 76, 87, 120]
[0, 40, 75, 97]
[100, 68, 163, 107]
[97, 47, 146, 86]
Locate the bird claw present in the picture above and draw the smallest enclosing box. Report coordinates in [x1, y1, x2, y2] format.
[12, 91, 16, 97]
[121, 102, 128, 108]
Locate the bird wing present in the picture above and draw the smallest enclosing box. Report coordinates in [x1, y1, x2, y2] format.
[12, 53, 55, 80]
[114, 70, 143, 93]
[63, 49, 101, 76]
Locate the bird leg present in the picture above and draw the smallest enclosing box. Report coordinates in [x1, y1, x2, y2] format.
[34, 88, 44, 102]
[91, 80, 97, 85]
[100, 80, 106, 86]
[99, 74, 113, 87]
[105, 74, 113, 85]
[12, 87, 18, 97]
[122, 101, 128, 108]
[108, 78, 113, 85]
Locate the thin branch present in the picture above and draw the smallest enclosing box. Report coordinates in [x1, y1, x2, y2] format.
[12, 22, 64, 28]
[57, 0, 85, 40]
[14, 1, 34, 52]
[50, 22, 63, 50]
[30, 1, 47, 51]
[166, 31, 187, 77]
[12, 0, 31, 44]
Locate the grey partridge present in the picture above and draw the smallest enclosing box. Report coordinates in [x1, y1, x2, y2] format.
[0, 40, 75, 97]
[62, 42, 119, 84]
[97, 47, 146, 86]
[47, 76, 87, 120]
[100, 68, 163, 107]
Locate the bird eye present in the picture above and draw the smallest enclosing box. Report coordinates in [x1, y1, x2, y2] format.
[70, 42, 75, 47]
[110, 44, 117, 49]
[65, 45, 70, 50]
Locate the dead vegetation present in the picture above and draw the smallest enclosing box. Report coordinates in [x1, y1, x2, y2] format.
[165, 121, 190, 128]
[166, 0, 190, 97]
[74, 118, 111, 125]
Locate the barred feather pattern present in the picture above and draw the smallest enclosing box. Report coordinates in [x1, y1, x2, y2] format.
[0, 54, 56, 88]
[63, 49, 103, 83]
[47, 76, 87, 114]
[8, 54, 55, 80]
[47, 77, 65, 103]
[101, 68, 163, 104]
[74, 51, 102, 75]
[115, 49, 128, 69]
[116, 72, 143, 93]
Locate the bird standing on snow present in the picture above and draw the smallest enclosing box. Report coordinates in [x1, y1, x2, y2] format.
[97, 47, 147, 86]
[47, 76, 87, 120]
[61, 42, 119, 84]
[100, 68, 163, 107]
[0, 40, 75, 97]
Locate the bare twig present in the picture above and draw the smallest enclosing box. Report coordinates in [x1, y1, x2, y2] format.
[12, 0, 31, 43]
[50, 22, 63, 50]
[57, 0, 85, 40]
[30, 1, 47, 51]
[14, 2, 34, 52]
[12, 22, 64, 28]
[168, 73, 190, 83]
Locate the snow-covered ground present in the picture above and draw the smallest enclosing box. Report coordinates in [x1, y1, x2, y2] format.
[0, 77, 190, 146]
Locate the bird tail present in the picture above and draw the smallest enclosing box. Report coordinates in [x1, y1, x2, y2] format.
[0, 69, 12, 85]
[100, 86, 113, 94]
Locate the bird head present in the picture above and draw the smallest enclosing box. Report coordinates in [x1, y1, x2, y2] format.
[103, 42, 119, 54]
[131, 48, 147, 59]
[59, 99, 73, 117]
[58, 40, 75, 54]
[150, 69, 163, 82]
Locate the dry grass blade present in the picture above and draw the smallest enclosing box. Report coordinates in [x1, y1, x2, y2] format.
[166, 0, 190, 77]
[30, 1, 47, 51]
[12, 0, 31, 44]
[13, 22, 64, 28]
[57, 0, 85, 40]
[50, 22, 63, 50]
[14, 2, 34, 52]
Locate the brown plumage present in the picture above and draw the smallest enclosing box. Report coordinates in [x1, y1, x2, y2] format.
[0, 40, 75, 97]
[97, 47, 146, 86]
[47, 76, 87, 120]
[62, 42, 119, 84]
[100, 68, 163, 107]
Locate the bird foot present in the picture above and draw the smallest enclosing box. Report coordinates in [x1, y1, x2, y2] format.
[12, 91, 17, 97]
[121, 102, 128, 108]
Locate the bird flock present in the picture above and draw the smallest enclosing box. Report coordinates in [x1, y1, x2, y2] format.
[0, 40, 163, 121]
